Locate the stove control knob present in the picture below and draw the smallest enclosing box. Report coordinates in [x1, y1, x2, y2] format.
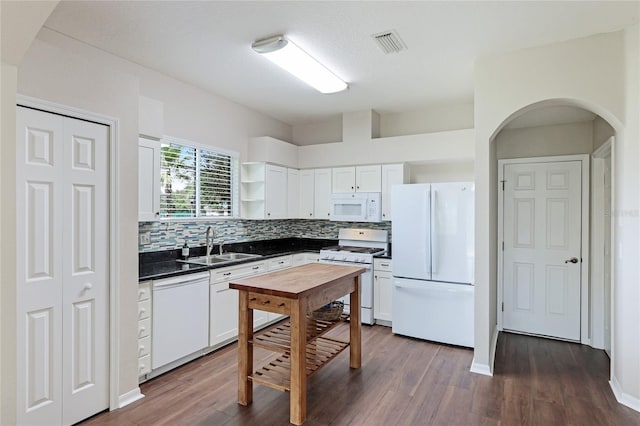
[341, 256, 348, 261]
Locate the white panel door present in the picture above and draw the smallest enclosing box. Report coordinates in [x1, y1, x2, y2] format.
[287, 168, 299, 219]
[265, 164, 287, 219]
[314, 168, 332, 219]
[61, 118, 109, 425]
[209, 282, 239, 346]
[430, 182, 475, 284]
[503, 161, 582, 340]
[16, 107, 109, 425]
[299, 169, 315, 219]
[381, 163, 407, 221]
[138, 138, 160, 221]
[355, 165, 381, 192]
[331, 166, 355, 193]
[16, 108, 64, 425]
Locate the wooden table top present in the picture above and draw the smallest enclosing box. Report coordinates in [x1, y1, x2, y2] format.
[229, 263, 364, 299]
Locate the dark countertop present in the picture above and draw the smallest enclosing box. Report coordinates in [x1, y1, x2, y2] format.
[373, 243, 392, 259]
[139, 237, 337, 281]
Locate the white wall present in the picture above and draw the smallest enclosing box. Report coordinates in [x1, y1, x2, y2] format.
[496, 121, 594, 159]
[474, 27, 640, 410]
[292, 115, 342, 145]
[291, 103, 474, 146]
[297, 128, 474, 168]
[379, 102, 475, 137]
[13, 27, 293, 412]
[410, 161, 474, 183]
[1, 61, 18, 425]
[593, 116, 615, 151]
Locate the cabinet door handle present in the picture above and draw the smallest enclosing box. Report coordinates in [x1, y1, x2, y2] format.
[381, 263, 389, 267]
[252, 266, 260, 270]
[223, 272, 231, 276]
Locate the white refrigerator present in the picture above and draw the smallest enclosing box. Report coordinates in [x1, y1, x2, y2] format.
[391, 183, 475, 347]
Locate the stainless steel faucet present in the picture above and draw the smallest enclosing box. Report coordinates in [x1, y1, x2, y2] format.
[219, 240, 225, 255]
[205, 226, 214, 257]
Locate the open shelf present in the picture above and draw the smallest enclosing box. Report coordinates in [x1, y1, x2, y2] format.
[249, 314, 350, 392]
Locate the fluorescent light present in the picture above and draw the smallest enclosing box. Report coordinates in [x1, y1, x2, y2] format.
[252, 35, 348, 94]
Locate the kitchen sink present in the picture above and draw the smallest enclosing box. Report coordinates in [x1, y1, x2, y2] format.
[177, 253, 261, 266]
[215, 252, 261, 261]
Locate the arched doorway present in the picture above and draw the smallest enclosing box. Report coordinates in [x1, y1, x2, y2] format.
[490, 99, 618, 359]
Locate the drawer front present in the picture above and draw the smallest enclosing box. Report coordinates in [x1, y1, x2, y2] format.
[138, 317, 151, 339]
[248, 292, 291, 315]
[138, 299, 151, 320]
[374, 259, 392, 272]
[138, 336, 151, 357]
[268, 256, 292, 271]
[211, 261, 266, 283]
[291, 253, 307, 266]
[138, 354, 151, 376]
[138, 282, 152, 301]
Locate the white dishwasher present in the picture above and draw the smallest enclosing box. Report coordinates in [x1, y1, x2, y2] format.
[152, 272, 209, 369]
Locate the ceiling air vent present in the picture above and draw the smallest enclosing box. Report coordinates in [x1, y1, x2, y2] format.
[371, 30, 406, 54]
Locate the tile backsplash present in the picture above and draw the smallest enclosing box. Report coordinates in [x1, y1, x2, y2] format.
[138, 219, 391, 252]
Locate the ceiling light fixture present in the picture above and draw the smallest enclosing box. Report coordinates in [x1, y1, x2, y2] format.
[251, 35, 348, 94]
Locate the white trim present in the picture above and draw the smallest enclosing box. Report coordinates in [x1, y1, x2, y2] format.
[610, 375, 640, 413]
[470, 326, 499, 376]
[593, 137, 613, 158]
[590, 137, 613, 351]
[162, 134, 240, 159]
[16, 95, 122, 411]
[116, 388, 145, 409]
[497, 155, 590, 343]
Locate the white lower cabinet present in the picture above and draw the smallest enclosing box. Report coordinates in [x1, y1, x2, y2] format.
[374, 259, 393, 325]
[263, 255, 293, 322]
[209, 253, 319, 348]
[138, 282, 153, 377]
[209, 261, 266, 348]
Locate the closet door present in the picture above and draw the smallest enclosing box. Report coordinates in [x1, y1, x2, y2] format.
[16, 107, 109, 425]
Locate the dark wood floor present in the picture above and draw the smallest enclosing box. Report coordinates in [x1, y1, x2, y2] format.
[82, 324, 640, 425]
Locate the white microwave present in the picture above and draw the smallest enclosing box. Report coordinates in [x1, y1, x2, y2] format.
[330, 192, 382, 222]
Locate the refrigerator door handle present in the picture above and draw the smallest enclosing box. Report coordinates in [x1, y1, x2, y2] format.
[431, 189, 438, 275]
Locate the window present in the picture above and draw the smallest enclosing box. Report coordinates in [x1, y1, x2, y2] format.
[159, 138, 238, 218]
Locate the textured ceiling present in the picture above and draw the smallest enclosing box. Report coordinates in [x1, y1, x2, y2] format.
[44, 1, 638, 126]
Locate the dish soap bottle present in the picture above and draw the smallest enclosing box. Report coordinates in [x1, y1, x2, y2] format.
[181, 241, 190, 259]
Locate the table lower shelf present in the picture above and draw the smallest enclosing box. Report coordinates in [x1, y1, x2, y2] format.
[249, 336, 349, 392]
[248, 315, 350, 392]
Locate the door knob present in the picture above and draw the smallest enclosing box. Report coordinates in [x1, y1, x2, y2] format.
[564, 257, 579, 264]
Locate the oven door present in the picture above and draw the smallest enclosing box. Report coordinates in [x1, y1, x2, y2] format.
[319, 259, 374, 324]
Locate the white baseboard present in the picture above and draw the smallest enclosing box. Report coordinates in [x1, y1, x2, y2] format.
[470, 325, 499, 376]
[470, 358, 493, 376]
[610, 376, 640, 413]
[116, 388, 144, 409]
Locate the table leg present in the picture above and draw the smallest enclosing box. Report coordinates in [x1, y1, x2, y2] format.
[350, 275, 362, 369]
[238, 290, 253, 405]
[290, 299, 307, 425]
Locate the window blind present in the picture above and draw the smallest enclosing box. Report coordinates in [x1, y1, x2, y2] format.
[160, 141, 237, 218]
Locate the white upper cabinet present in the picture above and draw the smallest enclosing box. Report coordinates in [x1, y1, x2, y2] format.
[332, 167, 356, 193]
[332, 165, 381, 193]
[314, 168, 332, 219]
[381, 163, 409, 221]
[299, 169, 315, 219]
[241, 162, 289, 219]
[265, 164, 287, 219]
[356, 165, 382, 192]
[138, 138, 161, 221]
[287, 168, 299, 219]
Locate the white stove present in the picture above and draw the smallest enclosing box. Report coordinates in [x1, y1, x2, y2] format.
[319, 228, 389, 324]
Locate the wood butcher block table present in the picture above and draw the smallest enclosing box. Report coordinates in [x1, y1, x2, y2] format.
[229, 262, 364, 425]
